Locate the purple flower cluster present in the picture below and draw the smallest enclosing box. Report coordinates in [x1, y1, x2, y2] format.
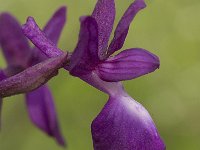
[0, 0, 165, 149]
[0, 7, 67, 146]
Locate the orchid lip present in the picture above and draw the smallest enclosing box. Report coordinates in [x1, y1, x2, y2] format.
[92, 92, 166, 150]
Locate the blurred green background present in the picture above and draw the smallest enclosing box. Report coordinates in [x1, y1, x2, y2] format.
[0, 0, 200, 149]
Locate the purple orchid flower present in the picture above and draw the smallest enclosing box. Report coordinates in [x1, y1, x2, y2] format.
[23, 0, 165, 149]
[0, 7, 67, 146]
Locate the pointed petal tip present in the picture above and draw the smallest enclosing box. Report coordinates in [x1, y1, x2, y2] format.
[144, 48, 160, 70]
[25, 16, 35, 26]
[135, 0, 147, 9]
[56, 136, 67, 147]
[0, 12, 18, 21]
[145, 49, 160, 70]
[57, 6, 67, 14]
[54, 5, 67, 23]
[22, 16, 35, 32]
[0, 12, 11, 19]
[25, 86, 67, 147]
[21, 16, 36, 36]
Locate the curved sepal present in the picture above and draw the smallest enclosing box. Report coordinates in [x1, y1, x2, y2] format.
[26, 85, 66, 146]
[108, 0, 146, 55]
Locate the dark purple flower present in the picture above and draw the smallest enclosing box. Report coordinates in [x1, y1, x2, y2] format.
[0, 7, 67, 146]
[23, 0, 165, 149]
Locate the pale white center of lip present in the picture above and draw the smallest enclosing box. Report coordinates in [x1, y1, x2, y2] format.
[119, 94, 157, 134]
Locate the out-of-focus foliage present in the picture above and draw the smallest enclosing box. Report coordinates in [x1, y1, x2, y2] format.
[0, 0, 200, 150]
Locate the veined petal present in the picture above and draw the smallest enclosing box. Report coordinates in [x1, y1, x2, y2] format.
[69, 17, 99, 76]
[97, 48, 159, 82]
[108, 0, 146, 55]
[22, 17, 63, 58]
[92, 0, 115, 59]
[0, 53, 68, 98]
[0, 13, 31, 68]
[30, 6, 67, 65]
[26, 85, 65, 146]
[92, 93, 165, 150]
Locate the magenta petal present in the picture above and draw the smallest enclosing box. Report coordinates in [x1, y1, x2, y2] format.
[108, 0, 146, 55]
[22, 17, 63, 58]
[30, 6, 67, 64]
[92, 0, 115, 59]
[26, 85, 65, 146]
[69, 17, 99, 76]
[0, 13, 31, 68]
[92, 94, 165, 150]
[0, 53, 68, 98]
[98, 48, 159, 82]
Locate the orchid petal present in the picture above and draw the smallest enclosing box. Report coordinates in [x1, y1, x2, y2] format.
[92, 0, 115, 59]
[108, 0, 146, 55]
[26, 85, 65, 146]
[22, 17, 63, 58]
[0, 13, 31, 68]
[0, 53, 68, 98]
[69, 16, 99, 76]
[30, 6, 67, 65]
[92, 93, 165, 150]
[98, 48, 159, 82]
